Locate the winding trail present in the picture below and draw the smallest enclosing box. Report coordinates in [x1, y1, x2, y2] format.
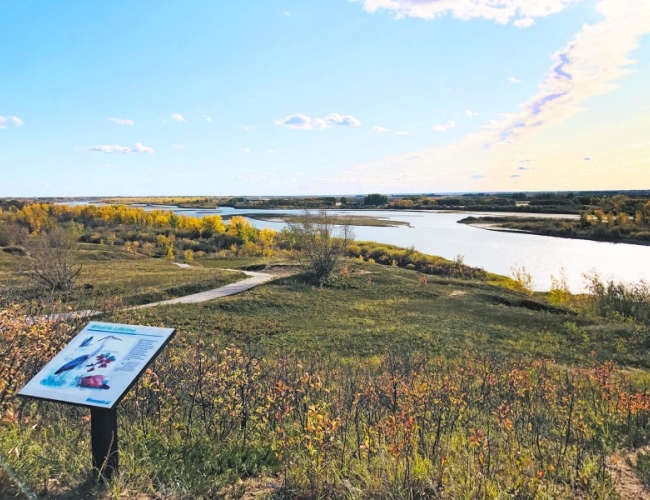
[129, 269, 275, 309]
[39, 269, 277, 322]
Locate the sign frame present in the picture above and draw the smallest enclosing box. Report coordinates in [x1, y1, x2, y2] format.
[18, 321, 176, 410]
[17, 321, 177, 480]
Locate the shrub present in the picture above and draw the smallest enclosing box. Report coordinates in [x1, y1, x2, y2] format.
[585, 274, 650, 326]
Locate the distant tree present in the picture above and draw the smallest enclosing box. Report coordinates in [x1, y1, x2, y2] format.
[340, 197, 349, 205]
[289, 210, 354, 282]
[364, 193, 388, 206]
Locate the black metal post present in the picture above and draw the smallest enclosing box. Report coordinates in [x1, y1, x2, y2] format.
[90, 407, 118, 481]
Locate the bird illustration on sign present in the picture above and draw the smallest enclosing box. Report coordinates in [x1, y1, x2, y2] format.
[41, 336, 123, 390]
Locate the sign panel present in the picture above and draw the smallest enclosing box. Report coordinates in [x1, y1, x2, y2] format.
[19, 322, 176, 409]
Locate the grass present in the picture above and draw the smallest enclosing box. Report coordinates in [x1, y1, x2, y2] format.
[105, 258, 650, 369]
[635, 450, 650, 488]
[2, 242, 650, 498]
[0, 243, 243, 308]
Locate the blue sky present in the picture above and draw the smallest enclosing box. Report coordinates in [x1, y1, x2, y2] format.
[1, 0, 649, 196]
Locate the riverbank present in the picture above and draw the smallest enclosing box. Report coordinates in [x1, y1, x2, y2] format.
[459, 216, 650, 246]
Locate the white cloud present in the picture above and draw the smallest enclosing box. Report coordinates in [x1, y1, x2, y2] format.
[172, 144, 185, 151]
[276, 112, 361, 130]
[266, 149, 277, 154]
[204, 116, 213, 122]
[395, 131, 410, 136]
[508, 77, 521, 84]
[88, 142, 154, 154]
[0, 115, 24, 129]
[373, 126, 389, 132]
[133, 142, 154, 153]
[242, 148, 251, 153]
[284, 11, 291, 16]
[171, 113, 186, 122]
[242, 125, 255, 131]
[490, 0, 650, 145]
[465, 110, 480, 118]
[514, 18, 536, 28]
[331, 0, 650, 194]
[324, 113, 362, 127]
[359, 0, 578, 25]
[432, 120, 456, 132]
[109, 117, 134, 126]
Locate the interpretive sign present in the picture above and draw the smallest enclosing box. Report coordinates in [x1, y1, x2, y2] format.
[19, 321, 176, 410]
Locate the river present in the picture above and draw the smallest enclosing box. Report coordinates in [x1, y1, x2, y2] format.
[70, 203, 650, 292]
[155, 206, 650, 292]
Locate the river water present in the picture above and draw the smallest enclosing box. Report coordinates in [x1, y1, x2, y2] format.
[71, 203, 650, 292]
[150, 206, 647, 293]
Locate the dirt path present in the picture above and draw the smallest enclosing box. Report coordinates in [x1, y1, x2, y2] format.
[129, 269, 275, 309]
[37, 268, 280, 322]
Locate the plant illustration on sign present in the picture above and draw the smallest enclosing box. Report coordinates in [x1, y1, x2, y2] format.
[86, 353, 116, 372]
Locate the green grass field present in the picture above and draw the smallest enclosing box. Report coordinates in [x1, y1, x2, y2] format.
[99, 258, 648, 370]
[3, 242, 650, 499]
[0, 243, 243, 308]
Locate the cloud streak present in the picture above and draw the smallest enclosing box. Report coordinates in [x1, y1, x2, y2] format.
[335, 0, 650, 191]
[109, 117, 134, 126]
[493, 0, 650, 145]
[0, 115, 24, 128]
[359, 0, 578, 25]
[88, 142, 154, 154]
[171, 113, 186, 122]
[433, 120, 456, 132]
[276, 112, 361, 130]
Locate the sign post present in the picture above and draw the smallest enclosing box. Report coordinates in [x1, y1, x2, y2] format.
[18, 321, 176, 481]
[91, 407, 119, 480]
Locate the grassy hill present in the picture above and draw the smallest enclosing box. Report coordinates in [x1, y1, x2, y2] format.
[1, 246, 650, 498]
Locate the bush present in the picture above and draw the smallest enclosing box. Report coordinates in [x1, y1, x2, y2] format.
[289, 211, 354, 282]
[585, 274, 650, 326]
[0, 224, 28, 247]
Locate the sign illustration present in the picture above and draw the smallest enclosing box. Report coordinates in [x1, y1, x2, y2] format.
[19, 322, 176, 409]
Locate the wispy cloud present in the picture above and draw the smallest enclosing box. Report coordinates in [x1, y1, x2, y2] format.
[204, 115, 213, 122]
[88, 142, 154, 154]
[395, 131, 410, 136]
[266, 149, 277, 154]
[284, 11, 291, 16]
[359, 0, 578, 25]
[373, 126, 389, 132]
[465, 110, 480, 118]
[109, 117, 134, 126]
[508, 77, 521, 84]
[472, 174, 486, 179]
[276, 113, 361, 130]
[171, 113, 186, 122]
[325, 113, 362, 127]
[513, 18, 535, 28]
[172, 144, 185, 151]
[492, 0, 650, 145]
[432, 120, 456, 132]
[242, 125, 255, 131]
[0, 115, 24, 128]
[333, 0, 650, 193]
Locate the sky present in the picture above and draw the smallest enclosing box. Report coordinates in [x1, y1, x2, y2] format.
[1, 0, 649, 197]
